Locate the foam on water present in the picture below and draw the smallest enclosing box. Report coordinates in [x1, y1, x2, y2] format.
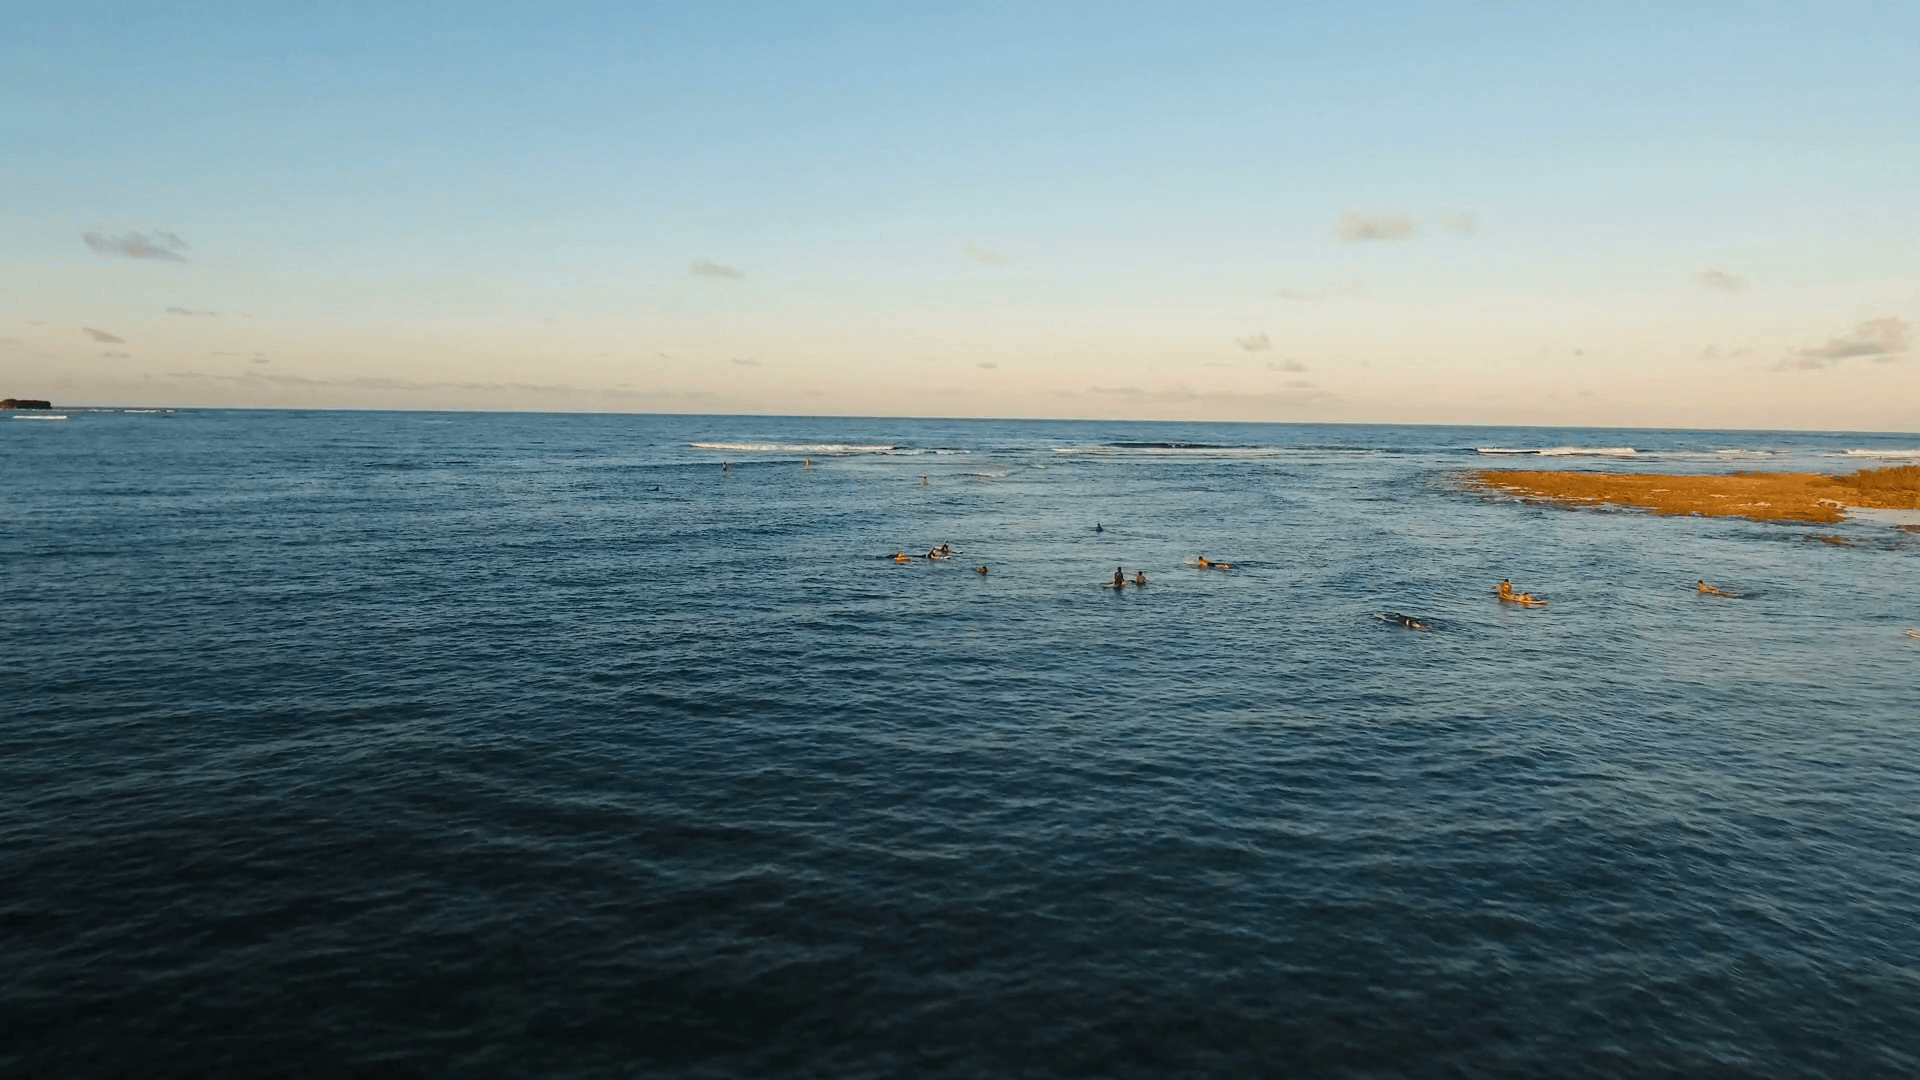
[1475, 445, 1638, 457]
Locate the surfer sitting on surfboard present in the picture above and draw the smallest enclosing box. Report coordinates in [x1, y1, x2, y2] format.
[1113, 567, 1126, 588]
[1495, 579, 1547, 606]
[1133, 571, 1147, 586]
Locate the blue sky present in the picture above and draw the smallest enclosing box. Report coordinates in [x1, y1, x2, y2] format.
[4, 2, 1916, 426]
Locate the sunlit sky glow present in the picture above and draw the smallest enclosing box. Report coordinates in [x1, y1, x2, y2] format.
[4, 2, 1917, 428]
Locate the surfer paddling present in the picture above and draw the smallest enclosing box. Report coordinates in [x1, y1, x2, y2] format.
[894, 551, 914, 563]
[1696, 580, 1734, 596]
[1189, 556, 1232, 570]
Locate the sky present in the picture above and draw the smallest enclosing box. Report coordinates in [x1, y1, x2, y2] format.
[3, 1, 1917, 429]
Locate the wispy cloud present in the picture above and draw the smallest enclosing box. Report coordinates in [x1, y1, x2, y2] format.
[977, 361, 998, 369]
[1089, 383, 1330, 407]
[1235, 332, 1271, 352]
[1337, 210, 1415, 243]
[1267, 358, 1309, 372]
[964, 242, 1006, 267]
[1435, 209, 1479, 237]
[1775, 317, 1910, 370]
[84, 230, 190, 262]
[690, 258, 743, 279]
[1695, 269, 1749, 293]
[82, 327, 125, 343]
[160, 369, 714, 405]
[1276, 278, 1361, 302]
[730, 357, 760, 366]
[164, 306, 219, 317]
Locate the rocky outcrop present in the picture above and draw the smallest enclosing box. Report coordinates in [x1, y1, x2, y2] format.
[1, 399, 53, 409]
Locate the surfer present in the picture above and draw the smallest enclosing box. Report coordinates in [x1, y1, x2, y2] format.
[928, 548, 950, 561]
[1392, 613, 1428, 631]
[1697, 580, 1733, 596]
[1496, 580, 1546, 606]
[1096, 522, 1104, 533]
[1191, 556, 1232, 570]
[803, 458, 812, 468]
[975, 565, 988, 575]
[1133, 571, 1148, 586]
[721, 461, 730, 472]
[921, 476, 929, 485]
[939, 543, 952, 556]
[1113, 567, 1126, 588]
[894, 551, 913, 563]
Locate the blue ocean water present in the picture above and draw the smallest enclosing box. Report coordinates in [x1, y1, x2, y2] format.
[3, 409, 1918, 1077]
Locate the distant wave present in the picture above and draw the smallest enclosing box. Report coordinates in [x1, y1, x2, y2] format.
[1476, 446, 1636, 458]
[1052, 445, 1280, 458]
[1842, 449, 1920, 459]
[11, 414, 67, 421]
[690, 442, 896, 454]
[1108, 441, 1249, 450]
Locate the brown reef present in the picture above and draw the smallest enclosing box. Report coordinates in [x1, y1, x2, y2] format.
[1471, 465, 1920, 524]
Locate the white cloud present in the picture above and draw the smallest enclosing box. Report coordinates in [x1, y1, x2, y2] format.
[84, 230, 190, 262]
[690, 258, 743, 279]
[964, 242, 1007, 267]
[1337, 210, 1415, 243]
[1695, 270, 1749, 293]
[1775, 317, 1909, 370]
[1235, 332, 1271, 352]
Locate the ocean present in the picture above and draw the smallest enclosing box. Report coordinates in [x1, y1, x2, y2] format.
[4, 409, 1918, 1077]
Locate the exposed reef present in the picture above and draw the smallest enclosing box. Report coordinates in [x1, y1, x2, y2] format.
[1472, 465, 1920, 524]
[2, 398, 53, 409]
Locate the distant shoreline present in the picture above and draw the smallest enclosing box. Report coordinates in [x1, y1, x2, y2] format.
[1472, 466, 1920, 524]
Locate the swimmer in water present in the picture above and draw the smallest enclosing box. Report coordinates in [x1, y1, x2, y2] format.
[1697, 580, 1733, 596]
[1133, 571, 1148, 586]
[894, 551, 913, 563]
[921, 476, 929, 485]
[721, 461, 730, 472]
[1113, 567, 1126, 588]
[975, 565, 988, 575]
[1095, 523, 1103, 533]
[803, 458, 812, 468]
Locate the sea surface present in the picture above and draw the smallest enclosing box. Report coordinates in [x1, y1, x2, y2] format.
[4, 410, 1918, 1077]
